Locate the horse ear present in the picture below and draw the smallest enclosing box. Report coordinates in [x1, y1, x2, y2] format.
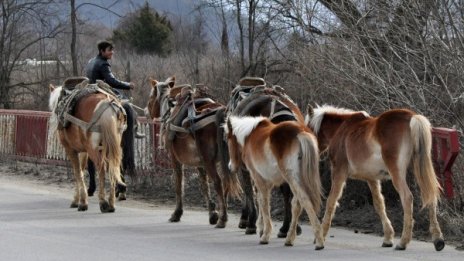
[306, 104, 314, 118]
[49, 84, 55, 93]
[167, 76, 176, 88]
[150, 78, 158, 88]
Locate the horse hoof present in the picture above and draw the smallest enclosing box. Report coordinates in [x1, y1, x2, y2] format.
[87, 190, 94, 197]
[434, 239, 445, 251]
[99, 201, 114, 213]
[277, 231, 287, 238]
[315, 245, 324, 251]
[118, 194, 127, 201]
[238, 219, 248, 229]
[394, 244, 406, 251]
[284, 241, 294, 247]
[209, 212, 219, 225]
[259, 240, 269, 245]
[245, 227, 257, 235]
[296, 225, 302, 236]
[70, 202, 78, 208]
[382, 242, 393, 248]
[169, 209, 183, 222]
[215, 220, 226, 229]
[78, 204, 88, 211]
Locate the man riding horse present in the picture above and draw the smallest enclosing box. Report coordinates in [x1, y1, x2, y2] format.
[85, 40, 144, 197]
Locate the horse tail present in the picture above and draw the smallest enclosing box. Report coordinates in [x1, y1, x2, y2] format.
[99, 104, 125, 189]
[216, 108, 242, 199]
[410, 114, 441, 208]
[297, 131, 322, 213]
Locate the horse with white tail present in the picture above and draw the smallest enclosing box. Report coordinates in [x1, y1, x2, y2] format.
[225, 116, 324, 250]
[305, 104, 444, 251]
[49, 78, 126, 213]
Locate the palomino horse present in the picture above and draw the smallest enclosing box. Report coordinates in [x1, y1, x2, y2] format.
[145, 76, 241, 228]
[305, 105, 444, 251]
[222, 77, 306, 237]
[49, 80, 126, 213]
[225, 116, 323, 249]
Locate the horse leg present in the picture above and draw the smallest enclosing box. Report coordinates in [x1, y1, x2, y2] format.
[96, 167, 108, 213]
[116, 172, 127, 201]
[286, 174, 324, 250]
[321, 167, 348, 240]
[390, 171, 413, 250]
[277, 183, 302, 238]
[206, 164, 227, 229]
[241, 168, 258, 234]
[67, 150, 88, 211]
[86, 158, 96, 197]
[428, 201, 445, 251]
[367, 180, 395, 247]
[284, 196, 302, 246]
[256, 182, 272, 244]
[169, 160, 184, 222]
[197, 167, 218, 225]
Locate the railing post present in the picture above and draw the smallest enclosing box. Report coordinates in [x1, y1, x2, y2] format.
[431, 127, 459, 199]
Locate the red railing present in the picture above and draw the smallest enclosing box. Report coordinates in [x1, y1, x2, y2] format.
[0, 109, 460, 198]
[431, 128, 459, 199]
[0, 109, 171, 171]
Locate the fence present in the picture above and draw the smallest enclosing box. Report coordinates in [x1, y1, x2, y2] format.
[0, 109, 459, 198]
[0, 109, 169, 171]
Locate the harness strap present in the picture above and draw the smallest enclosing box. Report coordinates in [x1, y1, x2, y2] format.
[269, 109, 295, 121]
[63, 99, 125, 133]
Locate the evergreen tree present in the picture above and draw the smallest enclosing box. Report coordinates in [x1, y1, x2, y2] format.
[113, 2, 172, 56]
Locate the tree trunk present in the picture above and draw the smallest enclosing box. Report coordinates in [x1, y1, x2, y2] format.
[235, 0, 246, 75]
[71, 0, 78, 76]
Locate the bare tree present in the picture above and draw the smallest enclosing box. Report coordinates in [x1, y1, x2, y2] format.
[0, 0, 64, 109]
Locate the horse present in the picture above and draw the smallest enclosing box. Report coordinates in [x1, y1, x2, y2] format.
[225, 116, 324, 249]
[305, 104, 445, 251]
[221, 77, 306, 237]
[48, 80, 126, 213]
[144, 76, 241, 228]
[86, 98, 137, 201]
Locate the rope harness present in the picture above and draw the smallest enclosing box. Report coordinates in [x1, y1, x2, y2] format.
[156, 85, 224, 149]
[54, 78, 126, 133]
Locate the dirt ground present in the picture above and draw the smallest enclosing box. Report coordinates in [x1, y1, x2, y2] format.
[0, 157, 463, 250]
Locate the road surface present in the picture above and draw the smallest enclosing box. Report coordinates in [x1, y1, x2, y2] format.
[0, 174, 461, 261]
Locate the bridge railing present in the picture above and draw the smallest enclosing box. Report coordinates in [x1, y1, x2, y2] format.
[0, 109, 170, 171]
[0, 109, 459, 198]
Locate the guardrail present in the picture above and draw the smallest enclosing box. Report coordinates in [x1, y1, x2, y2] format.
[0, 109, 459, 198]
[0, 109, 170, 171]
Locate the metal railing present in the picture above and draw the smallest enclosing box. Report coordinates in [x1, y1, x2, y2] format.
[0, 109, 459, 198]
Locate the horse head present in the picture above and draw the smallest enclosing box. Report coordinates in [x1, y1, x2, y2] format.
[224, 117, 241, 173]
[145, 76, 176, 121]
[224, 116, 267, 173]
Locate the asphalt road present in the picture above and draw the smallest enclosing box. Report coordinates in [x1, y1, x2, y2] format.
[0, 174, 462, 261]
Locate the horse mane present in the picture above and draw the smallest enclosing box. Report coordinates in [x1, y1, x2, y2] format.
[228, 116, 267, 146]
[49, 86, 62, 112]
[308, 104, 369, 134]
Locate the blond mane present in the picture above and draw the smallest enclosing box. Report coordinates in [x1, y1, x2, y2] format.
[307, 104, 369, 134]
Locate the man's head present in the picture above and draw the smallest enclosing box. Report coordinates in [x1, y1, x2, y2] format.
[97, 40, 114, 59]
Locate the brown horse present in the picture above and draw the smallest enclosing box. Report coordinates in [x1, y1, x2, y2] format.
[145, 76, 241, 228]
[223, 79, 307, 237]
[225, 116, 324, 249]
[305, 104, 444, 251]
[49, 83, 126, 213]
